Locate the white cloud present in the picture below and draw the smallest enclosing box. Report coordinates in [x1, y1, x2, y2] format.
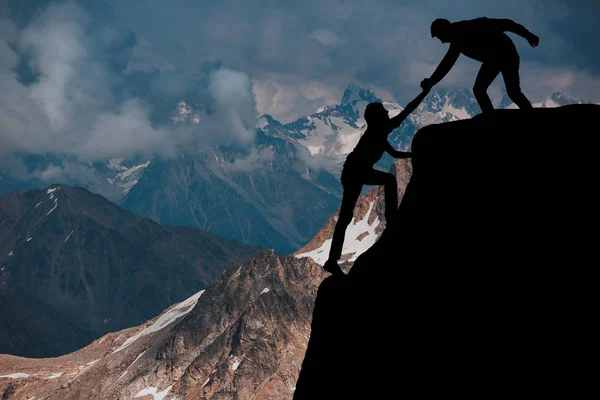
[0, 1, 262, 174]
[206, 68, 258, 146]
[310, 29, 344, 47]
[294, 144, 341, 174]
[222, 147, 275, 173]
[105, 0, 598, 115]
[1, 0, 598, 177]
[0, 1, 177, 162]
[252, 76, 341, 123]
[33, 162, 101, 187]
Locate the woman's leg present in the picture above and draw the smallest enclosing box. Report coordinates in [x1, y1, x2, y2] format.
[327, 182, 363, 264]
[363, 169, 398, 223]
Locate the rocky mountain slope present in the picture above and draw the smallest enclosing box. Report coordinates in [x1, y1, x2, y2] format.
[0, 250, 325, 400]
[0, 185, 261, 358]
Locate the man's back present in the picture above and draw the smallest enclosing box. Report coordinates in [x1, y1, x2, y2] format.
[450, 17, 517, 62]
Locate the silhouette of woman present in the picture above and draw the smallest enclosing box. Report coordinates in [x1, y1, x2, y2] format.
[323, 89, 430, 275]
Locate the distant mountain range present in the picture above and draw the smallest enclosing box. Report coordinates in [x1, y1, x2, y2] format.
[0, 184, 261, 357]
[1, 86, 595, 253]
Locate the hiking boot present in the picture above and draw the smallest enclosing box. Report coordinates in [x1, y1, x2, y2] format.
[323, 259, 345, 276]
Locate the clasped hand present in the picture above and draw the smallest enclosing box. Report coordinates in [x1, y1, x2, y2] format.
[420, 78, 433, 91]
[527, 33, 539, 48]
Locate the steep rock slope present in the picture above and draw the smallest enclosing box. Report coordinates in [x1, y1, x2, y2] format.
[293, 104, 599, 399]
[294, 158, 413, 268]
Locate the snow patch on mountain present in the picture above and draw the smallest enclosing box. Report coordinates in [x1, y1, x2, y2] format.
[106, 159, 151, 196]
[299, 115, 365, 157]
[47, 198, 58, 216]
[134, 385, 173, 400]
[295, 201, 381, 265]
[115, 162, 151, 195]
[0, 373, 31, 379]
[113, 290, 205, 353]
[260, 85, 413, 174]
[411, 89, 479, 126]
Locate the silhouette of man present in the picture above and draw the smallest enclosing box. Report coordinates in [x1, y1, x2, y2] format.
[323, 89, 430, 276]
[421, 17, 539, 113]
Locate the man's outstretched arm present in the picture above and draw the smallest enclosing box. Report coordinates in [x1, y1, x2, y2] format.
[422, 45, 461, 89]
[388, 88, 430, 130]
[488, 18, 539, 46]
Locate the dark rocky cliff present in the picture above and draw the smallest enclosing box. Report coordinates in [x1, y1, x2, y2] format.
[294, 104, 599, 399]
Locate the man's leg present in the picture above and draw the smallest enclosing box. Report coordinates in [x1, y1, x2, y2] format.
[363, 169, 398, 223]
[473, 62, 501, 113]
[501, 54, 533, 110]
[327, 182, 363, 266]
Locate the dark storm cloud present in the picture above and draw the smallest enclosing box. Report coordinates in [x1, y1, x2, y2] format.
[102, 0, 599, 117]
[1, 0, 598, 165]
[0, 0, 261, 165]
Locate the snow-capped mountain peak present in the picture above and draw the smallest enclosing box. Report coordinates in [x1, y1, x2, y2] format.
[410, 88, 480, 126]
[500, 90, 585, 109]
[258, 86, 416, 174]
[340, 84, 381, 106]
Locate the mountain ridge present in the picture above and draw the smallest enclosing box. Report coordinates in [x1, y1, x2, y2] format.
[1, 87, 595, 253]
[0, 184, 261, 358]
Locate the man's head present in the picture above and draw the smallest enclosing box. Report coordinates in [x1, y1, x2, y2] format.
[431, 18, 452, 43]
[364, 102, 389, 125]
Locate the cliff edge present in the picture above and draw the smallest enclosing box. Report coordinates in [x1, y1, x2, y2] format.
[294, 104, 599, 399]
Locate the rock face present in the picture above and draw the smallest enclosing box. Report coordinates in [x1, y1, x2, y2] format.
[293, 158, 413, 269]
[0, 250, 326, 400]
[0, 185, 262, 358]
[293, 104, 599, 399]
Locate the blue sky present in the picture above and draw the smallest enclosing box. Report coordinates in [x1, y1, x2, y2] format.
[1, 0, 599, 164]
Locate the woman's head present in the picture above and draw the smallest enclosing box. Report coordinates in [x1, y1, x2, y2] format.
[364, 102, 389, 124]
